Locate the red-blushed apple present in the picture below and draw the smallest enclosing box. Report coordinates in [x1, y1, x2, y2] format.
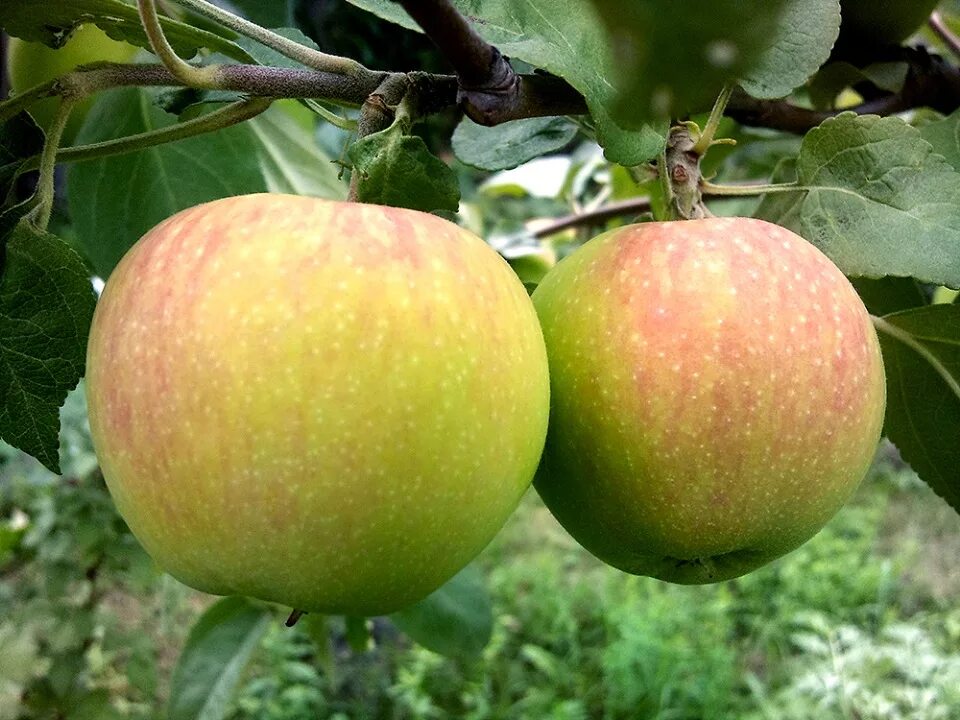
[531, 217, 886, 583]
[85, 194, 550, 616]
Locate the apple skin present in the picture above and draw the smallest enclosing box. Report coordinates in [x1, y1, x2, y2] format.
[7, 25, 138, 141]
[838, 0, 940, 49]
[85, 194, 550, 616]
[531, 217, 886, 584]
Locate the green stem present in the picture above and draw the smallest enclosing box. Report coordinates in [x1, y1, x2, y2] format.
[872, 315, 960, 399]
[303, 99, 358, 132]
[138, 0, 220, 87]
[657, 145, 676, 221]
[170, 0, 367, 76]
[693, 83, 734, 156]
[28, 99, 78, 231]
[21, 98, 274, 170]
[700, 180, 799, 197]
[0, 83, 52, 124]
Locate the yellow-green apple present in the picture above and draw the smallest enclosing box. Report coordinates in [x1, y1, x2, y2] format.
[838, 0, 941, 49]
[7, 24, 138, 142]
[85, 194, 550, 616]
[532, 217, 886, 583]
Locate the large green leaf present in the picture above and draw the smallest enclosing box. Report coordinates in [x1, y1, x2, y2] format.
[756, 113, 960, 289]
[452, 116, 578, 171]
[67, 91, 346, 278]
[0, 221, 96, 473]
[874, 305, 960, 514]
[740, 0, 840, 99]
[851, 276, 926, 317]
[223, 0, 296, 28]
[0, 0, 244, 58]
[591, 0, 837, 118]
[246, 102, 347, 199]
[344, 0, 666, 166]
[168, 597, 271, 720]
[391, 564, 493, 660]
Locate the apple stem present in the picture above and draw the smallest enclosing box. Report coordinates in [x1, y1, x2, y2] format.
[663, 126, 711, 220]
[285, 608, 307, 627]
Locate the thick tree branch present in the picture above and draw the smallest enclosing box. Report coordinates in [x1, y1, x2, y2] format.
[729, 46, 960, 134]
[395, 0, 499, 88]
[393, 0, 585, 124]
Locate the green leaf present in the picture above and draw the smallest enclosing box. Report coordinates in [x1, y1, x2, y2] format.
[347, 124, 460, 213]
[0, 221, 96, 474]
[66, 689, 123, 720]
[391, 564, 493, 660]
[223, 0, 295, 28]
[246, 101, 347, 199]
[452, 117, 577, 172]
[0, 0, 245, 59]
[850, 276, 926, 317]
[874, 305, 960, 513]
[920, 108, 960, 172]
[344, 0, 665, 166]
[740, 0, 841, 100]
[589, 0, 821, 118]
[67, 90, 346, 278]
[344, 616, 372, 653]
[167, 597, 271, 720]
[755, 113, 960, 289]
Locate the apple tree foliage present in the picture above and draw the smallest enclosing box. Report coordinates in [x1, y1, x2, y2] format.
[2, 0, 960, 715]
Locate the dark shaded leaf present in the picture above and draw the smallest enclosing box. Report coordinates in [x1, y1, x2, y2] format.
[168, 597, 271, 720]
[875, 305, 960, 514]
[391, 564, 493, 660]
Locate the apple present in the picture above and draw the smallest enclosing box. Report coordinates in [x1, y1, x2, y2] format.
[85, 194, 550, 616]
[837, 0, 941, 50]
[6, 24, 138, 142]
[531, 217, 886, 583]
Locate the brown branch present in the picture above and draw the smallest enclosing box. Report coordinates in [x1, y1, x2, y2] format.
[532, 197, 653, 239]
[729, 46, 960, 134]
[394, 0, 585, 124]
[2, 58, 583, 129]
[532, 179, 798, 239]
[395, 0, 500, 88]
[727, 90, 894, 134]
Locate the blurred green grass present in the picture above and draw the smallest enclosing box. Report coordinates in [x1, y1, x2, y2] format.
[1, 388, 958, 719]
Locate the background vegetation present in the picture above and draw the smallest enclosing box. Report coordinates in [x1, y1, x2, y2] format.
[3, 0, 960, 717]
[2, 387, 959, 719]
